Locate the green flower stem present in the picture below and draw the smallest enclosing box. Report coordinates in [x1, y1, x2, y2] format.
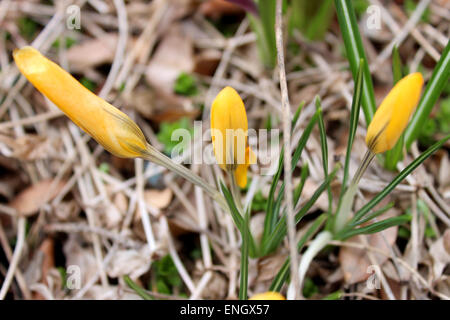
[228, 170, 244, 214]
[142, 143, 227, 210]
[123, 275, 153, 300]
[334, 149, 375, 233]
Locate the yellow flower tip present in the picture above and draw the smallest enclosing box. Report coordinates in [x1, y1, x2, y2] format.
[249, 292, 286, 300]
[211, 86, 256, 186]
[365, 72, 424, 154]
[234, 146, 256, 188]
[13, 47, 148, 158]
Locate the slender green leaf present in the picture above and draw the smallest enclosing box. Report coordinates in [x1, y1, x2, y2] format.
[337, 215, 410, 240]
[263, 151, 283, 239]
[263, 109, 317, 241]
[294, 163, 309, 206]
[316, 97, 332, 215]
[239, 208, 250, 300]
[123, 275, 154, 300]
[248, 0, 276, 68]
[305, 0, 334, 40]
[322, 291, 343, 300]
[262, 165, 340, 254]
[342, 58, 364, 192]
[221, 181, 259, 257]
[334, 0, 376, 124]
[271, 185, 285, 228]
[353, 134, 450, 222]
[220, 181, 244, 231]
[270, 214, 327, 292]
[292, 110, 320, 168]
[270, 255, 290, 292]
[289, 0, 307, 35]
[292, 101, 305, 129]
[295, 165, 340, 224]
[405, 40, 450, 149]
[348, 201, 395, 228]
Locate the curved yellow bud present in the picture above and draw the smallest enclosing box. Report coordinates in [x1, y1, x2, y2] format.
[249, 291, 286, 300]
[13, 46, 148, 158]
[211, 86, 256, 188]
[366, 72, 424, 154]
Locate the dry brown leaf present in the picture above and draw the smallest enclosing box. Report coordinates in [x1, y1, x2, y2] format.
[438, 152, 449, 188]
[301, 178, 329, 211]
[444, 229, 450, 254]
[292, 84, 320, 107]
[144, 188, 173, 209]
[64, 235, 98, 285]
[66, 34, 117, 71]
[339, 208, 399, 284]
[9, 179, 66, 216]
[194, 49, 221, 76]
[32, 238, 55, 300]
[256, 252, 289, 283]
[106, 246, 152, 279]
[113, 191, 128, 214]
[250, 212, 265, 244]
[102, 202, 124, 229]
[429, 229, 450, 279]
[0, 134, 52, 161]
[38, 237, 55, 284]
[199, 0, 244, 19]
[52, 200, 80, 221]
[126, 87, 198, 122]
[146, 25, 194, 94]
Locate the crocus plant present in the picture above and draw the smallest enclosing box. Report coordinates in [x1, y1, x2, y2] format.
[13, 47, 226, 209]
[249, 291, 285, 300]
[211, 86, 256, 210]
[334, 72, 424, 233]
[13, 44, 449, 301]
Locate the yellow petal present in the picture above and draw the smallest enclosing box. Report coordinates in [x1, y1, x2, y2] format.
[211, 86, 249, 170]
[249, 291, 286, 300]
[234, 146, 257, 188]
[234, 163, 248, 188]
[13, 46, 147, 158]
[366, 72, 423, 154]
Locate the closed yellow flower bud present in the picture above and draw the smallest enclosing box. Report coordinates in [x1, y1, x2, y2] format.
[13, 46, 148, 158]
[249, 291, 286, 300]
[211, 86, 256, 188]
[366, 72, 424, 154]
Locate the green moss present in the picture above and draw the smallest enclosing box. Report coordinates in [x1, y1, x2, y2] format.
[174, 73, 198, 96]
[52, 37, 76, 49]
[404, 0, 430, 23]
[152, 255, 183, 295]
[157, 117, 193, 155]
[80, 77, 97, 92]
[303, 277, 319, 298]
[18, 17, 38, 40]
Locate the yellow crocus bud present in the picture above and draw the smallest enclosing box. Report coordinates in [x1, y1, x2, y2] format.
[13, 46, 148, 158]
[210, 86, 256, 188]
[249, 291, 286, 300]
[366, 72, 424, 154]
